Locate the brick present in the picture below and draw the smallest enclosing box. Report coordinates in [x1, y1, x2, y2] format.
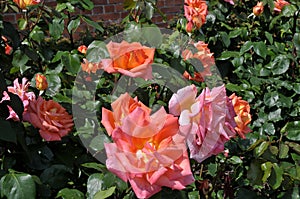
[92, 6, 104, 15]
[3, 14, 16, 23]
[93, 0, 108, 4]
[108, 0, 121, 4]
[104, 5, 115, 13]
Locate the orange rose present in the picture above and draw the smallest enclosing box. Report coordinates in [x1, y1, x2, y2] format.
[274, 0, 290, 12]
[13, 0, 40, 9]
[229, 93, 252, 138]
[101, 41, 155, 80]
[78, 45, 87, 54]
[253, 2, 264, 16]
[35, 73, 48, 90]
[24, 96, 74, 141]
[2, 36, 13, 55]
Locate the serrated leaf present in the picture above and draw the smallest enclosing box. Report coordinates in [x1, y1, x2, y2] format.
[0, 170, 36, 199]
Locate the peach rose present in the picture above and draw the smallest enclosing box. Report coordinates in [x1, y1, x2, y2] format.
[184, 0, 208, 31]
[13, 0, 40, 9]
[101, 41, 155, 80]
[1, 78, 35, 121]
[81, 58, 101, 74]
[253, 2, 264, 16]
[102, 93, 194, 198]
[35, 74, 48, 90]
[229, 93, 252, 138]
[274, 0, 290, 12]
[182, 41, 214, 81]
[23, 96, 74, 141]
[168, 84, 237, 163]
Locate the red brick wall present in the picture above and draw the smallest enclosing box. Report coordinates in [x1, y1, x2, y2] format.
[3, 0, 183, 26]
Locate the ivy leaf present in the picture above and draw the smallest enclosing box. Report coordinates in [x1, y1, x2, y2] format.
[0, 170, 36, 199]
[87, 173, 104, 199]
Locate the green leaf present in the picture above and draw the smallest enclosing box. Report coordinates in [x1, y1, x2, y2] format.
[207, 163, 217, 177]
[265, 32, 273, 44]
[0, 170, 36, 199]
[240, 41, 253, 54]
[253, 41, 267, 59]
[0, 120, 17, 143]
[217, 51, 240, 60]
[263, 91, 278, 107]
[94, 186, 116, 199]
[123, 0, 136, 10]
[268, 109, 281, 122]
[261, 162, 273, 183]
[255, 141, 269, 157]
[89, 133, 111, 152]
[49, 18, 64, 40]
[271, 55, 290, 75]
[29, 26, 44, 43]
[61, 52, 81, 74]
[270, 163, 283, 189]
[81, 16, 104, 32]
[145, 1, 154, 20]
[67, 17, 80, 33]
[12, 50, 29, 73]
[228, 28, 242, 38]
[188, 191, 200, 199]
[279, 143, 289, 159]
[17, 18, 27, 30]
[229, 156, 243, 164]
[40, 165, 72, 190]
[87, 173, 104, 199]
[280, 121, 300, 141]
[79, 0, 94, 10]
[81, 162, 106, 172]
[56, 188, 84, 199]
[225, 83, 242, 92]
[219, 31, 230, 47]
[46, 74, 61, 97]
[87, 41, 109, 63]
[286, 141, 300, 154]
[263, 123, 275, 135]
[293, 83, 300, 94]
[142, 25, 162, 48]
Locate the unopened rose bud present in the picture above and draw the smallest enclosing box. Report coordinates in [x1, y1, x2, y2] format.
[253, 2, 264, 16]
[78, 45, 87, 54]
[186, 21, 193, 33]
[35, 74, 48, 90]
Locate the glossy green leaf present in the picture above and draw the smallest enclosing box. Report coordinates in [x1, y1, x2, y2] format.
[49, 18, 64, 40]
[261, 161, 273, 183]
[17, 18, 27, 30]
[79, 0, 94, 10]
[268, 109, 282, 122]
[87, 40, 109, 63]
[207, 163, 217, 177]
[0, 170, 36, 199]
[87, 173, 104, 199]
[217, 51, 240, 60]
[67, 17, 80, 33]
[286, 141, 300, 154]
[12, 50, 29, 72]
[281, 121, 300, 141]
[56, 188, 84, 199]
[29, 26, 44, 42]
[263, 91, 278, 107]
[270, 163, 283, 189]
[219, 31, 230, 47]
[123, 0, 136, 10]
[61, 52, 81, 74]
[81, 162, 106, 172]
[145, 1, 154, 20]
[265, 32, 273, 44]
[279, 143, 289, 159]
[263, 123, 275, 135]
[81, 16, 104, 32]
[229, 156, 243, 164]
[271, 55, 290, 75]
[240, 41, 253, 54]
[253, 41, 267, 59]
[94, 186, 116, 199]
[255, 141, 269, 157]
[142, 25, 162, 48]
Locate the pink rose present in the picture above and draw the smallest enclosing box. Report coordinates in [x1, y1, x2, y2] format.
[184, 0, 208, 31]
[1, 78, 35, 121]
[169, 84, 236, 163]
[101, 41, 155, 80]
[23, 96, 74, 141]
[223, 0, 235, 5]
[101, 93, 194, 198]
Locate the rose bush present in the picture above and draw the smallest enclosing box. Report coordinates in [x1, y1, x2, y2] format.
[0, 0, 299, 198]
